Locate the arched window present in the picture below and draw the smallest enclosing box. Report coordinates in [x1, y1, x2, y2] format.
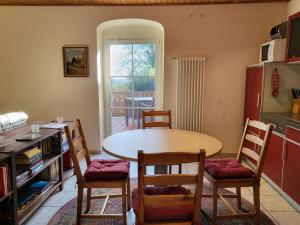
[97, 19, 164, 137]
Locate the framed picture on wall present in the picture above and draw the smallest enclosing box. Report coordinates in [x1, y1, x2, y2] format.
[63, 45, 89, 77]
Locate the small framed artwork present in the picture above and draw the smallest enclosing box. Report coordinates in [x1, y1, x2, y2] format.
[63, 45, 89, 77]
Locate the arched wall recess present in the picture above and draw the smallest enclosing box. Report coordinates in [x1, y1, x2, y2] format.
[96, 19, 165, 139]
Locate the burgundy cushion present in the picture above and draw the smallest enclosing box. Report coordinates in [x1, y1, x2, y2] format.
[84, 159, 129, 181]
[205, 159, 255, 179]
[132, 186, 195, 222]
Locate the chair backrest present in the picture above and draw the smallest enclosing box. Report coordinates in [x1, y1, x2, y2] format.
[141, 110, 172, 129]
[237, 118, 272, 180]
[137, 149, 206, 225]
[64, 119, 91, 183]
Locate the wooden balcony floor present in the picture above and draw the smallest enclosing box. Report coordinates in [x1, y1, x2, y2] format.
[112, 116, 140, 134]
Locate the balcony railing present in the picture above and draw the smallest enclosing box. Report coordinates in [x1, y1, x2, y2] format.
[111, 91, 155, 116]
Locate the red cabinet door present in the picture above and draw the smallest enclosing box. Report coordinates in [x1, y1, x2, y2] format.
[282, 128, 300, 204]
[244, 66, 263, 122]
[263, 132, 284, 187]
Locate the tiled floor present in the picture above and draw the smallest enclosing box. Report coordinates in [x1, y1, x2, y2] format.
[26, 153, 300, 225]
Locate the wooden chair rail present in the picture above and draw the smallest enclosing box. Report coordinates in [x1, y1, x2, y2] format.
[142, 152, 202, 165]
[245, 133, 264, 146]
[248, 120, 269, 131]
[144, 174, 198, 186]
[143, 121, 170, 128]
[241, 147, 259, 161]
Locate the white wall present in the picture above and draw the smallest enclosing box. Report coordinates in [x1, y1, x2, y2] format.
[0, 4, 287, 152]
[287, 0, 300, 16]
[263, 63, 300, 113]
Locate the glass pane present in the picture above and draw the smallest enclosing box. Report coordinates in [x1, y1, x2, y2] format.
[133, 76, 155, 108]
[133, 44, 156, 76]
[111, 77, 132, 108]
[111, 110, 139, 134]
[110, 44, 132, 76]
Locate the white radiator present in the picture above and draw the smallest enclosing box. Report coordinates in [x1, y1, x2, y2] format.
[175, 57, 206, 132]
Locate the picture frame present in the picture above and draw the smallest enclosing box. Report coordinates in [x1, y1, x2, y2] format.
[63, 45, 89, 77]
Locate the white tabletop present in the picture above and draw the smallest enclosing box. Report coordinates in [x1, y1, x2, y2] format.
[102, 129, 222, 162]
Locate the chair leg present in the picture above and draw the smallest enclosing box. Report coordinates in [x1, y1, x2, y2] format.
[76, 185, 83, 225]
[122, 183, 127, 225]
[85, 188, 91, 213]
[211, 184, 218, 225]
[253, 184, 261, 225]
[236, 187, 242, 209]
[127, 177, 131, 211]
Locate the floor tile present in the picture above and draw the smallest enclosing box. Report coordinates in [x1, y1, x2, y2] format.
[42, 190, 77, 207]
[260, 195, 296, 212]
[26, 206, 60, 225]
[271, 211, 300, 225]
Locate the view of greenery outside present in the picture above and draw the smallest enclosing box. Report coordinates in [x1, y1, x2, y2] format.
[110, 44, 156, 92]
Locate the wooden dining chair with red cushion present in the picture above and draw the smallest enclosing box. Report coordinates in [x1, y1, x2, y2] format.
[142, 110, 182, 174]
[204, 118, 272, 225]
[64, 119, 131, 225]
[132, 149, 206, 225]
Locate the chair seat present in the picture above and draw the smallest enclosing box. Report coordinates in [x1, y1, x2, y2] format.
[205, 159, 255, 179]
[132, 186, 196, 222]
[84, 159, 129, 181]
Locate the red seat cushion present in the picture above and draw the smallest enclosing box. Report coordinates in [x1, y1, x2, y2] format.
[205, 159, 255, 179]
[84, 159, 129, 181]
[132, 186, 196, 222]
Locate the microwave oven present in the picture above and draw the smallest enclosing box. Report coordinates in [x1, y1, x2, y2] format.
[259, 38, 286, 63]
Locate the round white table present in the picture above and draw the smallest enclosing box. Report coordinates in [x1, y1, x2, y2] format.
[102, 129, 222, 163]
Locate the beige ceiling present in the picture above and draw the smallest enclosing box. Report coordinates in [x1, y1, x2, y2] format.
[0, 0, 289, 6]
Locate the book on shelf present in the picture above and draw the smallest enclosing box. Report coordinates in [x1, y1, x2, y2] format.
[62, 132, 69, 153]
[17, 191, 36, 210]
[16, 147, 42, 159]
[0, 165, 9, 197]
[28, 180, 51, 194]
[16, 171, 30, 184]
[16, 152, 42, 165]
[17, 161, 44, 176]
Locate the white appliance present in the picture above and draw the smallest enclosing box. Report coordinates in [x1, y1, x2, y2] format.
[259, 38, 286, 63]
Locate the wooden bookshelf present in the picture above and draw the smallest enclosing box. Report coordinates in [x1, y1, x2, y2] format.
[0, 126, 64, 225]
[0, 152, 18, 225]
[16, 154, 61, 188]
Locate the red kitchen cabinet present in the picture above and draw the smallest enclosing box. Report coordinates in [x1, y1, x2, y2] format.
[282, 127, 300, 205]
[244, 66, 263, 122]
[263, 132, 284, 187]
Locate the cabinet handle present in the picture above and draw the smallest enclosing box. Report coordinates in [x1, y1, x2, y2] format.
[256, 92, 260, 108]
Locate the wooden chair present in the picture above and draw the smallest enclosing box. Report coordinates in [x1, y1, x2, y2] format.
[141, 110, 182, 174]
[204, 118, 272, 225]
[132, 150, 206, 225]
[142, 110, 172, 129]
[64, 119, 131, 225]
